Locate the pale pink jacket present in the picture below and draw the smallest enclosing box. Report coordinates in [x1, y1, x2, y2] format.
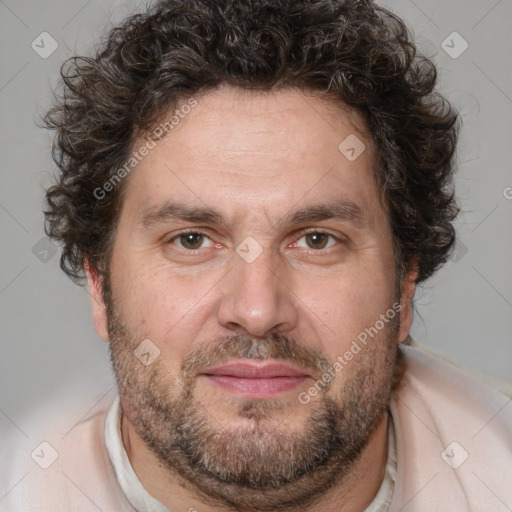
[2, 346, 511, 511]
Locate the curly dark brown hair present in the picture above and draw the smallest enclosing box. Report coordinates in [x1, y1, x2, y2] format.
[44, 0, 459, 287]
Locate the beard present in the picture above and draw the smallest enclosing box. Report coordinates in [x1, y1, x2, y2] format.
[107, 298, 405, 511]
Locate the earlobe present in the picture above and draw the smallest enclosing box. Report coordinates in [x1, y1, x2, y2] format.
[85, 260, 110, 342]
[397, 264, 418, 344]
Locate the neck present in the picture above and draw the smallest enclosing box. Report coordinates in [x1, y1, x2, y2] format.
[121, 409, 390, 512]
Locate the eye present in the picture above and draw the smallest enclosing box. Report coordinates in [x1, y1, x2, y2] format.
[295, 231, 338, 250]
[170, 231, 213, 251]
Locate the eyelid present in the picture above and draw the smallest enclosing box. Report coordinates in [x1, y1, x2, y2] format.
[297, 227, 343, 237]
[166, 228, 215, 250]
[165, 227, 345, 252]
[291, 228, 344, 250]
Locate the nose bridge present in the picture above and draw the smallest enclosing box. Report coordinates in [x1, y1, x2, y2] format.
[237, 246, 277, 297]
[216, 241, 298, 337]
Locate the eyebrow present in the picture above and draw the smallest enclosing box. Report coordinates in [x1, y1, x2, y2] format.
[137, 200, 367, 230]
[280, 201, 367, 229]
[138, 202, 227, 229]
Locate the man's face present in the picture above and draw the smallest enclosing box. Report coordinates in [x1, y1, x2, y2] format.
[90, 87, 414, 509]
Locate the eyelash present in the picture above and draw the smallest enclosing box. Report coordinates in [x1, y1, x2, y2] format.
[166, 228, 343, 255]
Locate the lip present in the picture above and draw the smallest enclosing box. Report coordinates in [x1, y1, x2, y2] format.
[199, 360, 311, 398]
[204, 361, 310, 378]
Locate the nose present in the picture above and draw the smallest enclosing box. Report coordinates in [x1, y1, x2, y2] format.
[216, 247, 299, 338]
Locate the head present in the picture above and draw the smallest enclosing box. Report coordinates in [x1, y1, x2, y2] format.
[44, 0, 459, 509]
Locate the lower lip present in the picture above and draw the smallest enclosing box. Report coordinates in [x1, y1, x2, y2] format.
[204, 375, 308, 397]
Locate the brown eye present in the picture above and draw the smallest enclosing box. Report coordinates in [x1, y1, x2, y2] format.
[175, 232, 210, 250]
[304, 232, 329, 249]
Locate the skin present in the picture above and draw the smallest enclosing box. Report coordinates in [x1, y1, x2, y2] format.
[87, 86, 417, 512]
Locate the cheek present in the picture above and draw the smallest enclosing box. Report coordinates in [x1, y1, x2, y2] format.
[293, 263, 396, 356]
[110, 253, 174, 329]
[109, 254, 221, 356]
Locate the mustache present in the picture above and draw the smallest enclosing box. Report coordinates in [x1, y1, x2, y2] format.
[181, 332, 332, 380]
[105, 302, 333, 382]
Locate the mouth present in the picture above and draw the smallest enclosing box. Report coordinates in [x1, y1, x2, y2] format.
[199, 359, 312, 398]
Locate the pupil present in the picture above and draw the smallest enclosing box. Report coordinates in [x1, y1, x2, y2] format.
[181, 233, 203, 249]
[307, 233, 327, 249]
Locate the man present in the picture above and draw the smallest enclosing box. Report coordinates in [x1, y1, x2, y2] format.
[3, 0, 511, 510]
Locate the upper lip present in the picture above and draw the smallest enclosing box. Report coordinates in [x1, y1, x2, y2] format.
[201, 361, 310, 379]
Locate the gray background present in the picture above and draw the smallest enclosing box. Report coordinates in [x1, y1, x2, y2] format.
[1, 0, 511, 442]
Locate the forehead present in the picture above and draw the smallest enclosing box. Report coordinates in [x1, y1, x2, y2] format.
[120, 86, 382, 226]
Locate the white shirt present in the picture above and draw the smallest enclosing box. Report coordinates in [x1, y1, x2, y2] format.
[104, 395, 397, 511]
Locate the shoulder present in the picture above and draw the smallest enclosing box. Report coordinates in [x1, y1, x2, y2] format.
[388, 346, 512, 511]
[1, 393, 134, 511]
[400, 345, 511, 428]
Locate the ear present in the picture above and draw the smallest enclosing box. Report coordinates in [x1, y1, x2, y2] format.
[397, 261, 418, 344]
[85, 260, 110, 342]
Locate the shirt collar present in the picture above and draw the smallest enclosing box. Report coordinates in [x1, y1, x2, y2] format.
[104, 395, 171, 512]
